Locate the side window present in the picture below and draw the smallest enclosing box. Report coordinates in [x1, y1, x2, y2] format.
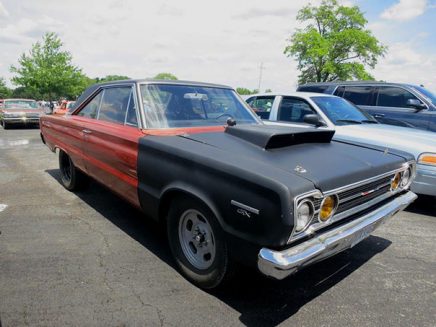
[298, 85, 329, 93]
[377, 87, 420, 108]
[334, 86, 345, 97]
[278, 97, 316, 122]
[77, 92, 103, 119]
[251, 96, 274, 119]
[342, 86, 373, 105]
[125, 91, 138, 127]
[246, 97, 255, 107]
[98, 87, 132, 124]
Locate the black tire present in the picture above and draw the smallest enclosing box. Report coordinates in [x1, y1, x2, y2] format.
[167, 197, 234, 289]
[59, 150, 88, 191]
[2, 120, 9, 129]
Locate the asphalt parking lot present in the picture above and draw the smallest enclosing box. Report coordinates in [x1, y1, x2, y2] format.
[0, 126, 435, 327]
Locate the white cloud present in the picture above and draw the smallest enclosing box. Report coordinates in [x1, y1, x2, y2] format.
[381, 0, 428, 21]
[0, 1, 9, 17]
[0, 0, 435, 94]
[373, 42, 436, 91]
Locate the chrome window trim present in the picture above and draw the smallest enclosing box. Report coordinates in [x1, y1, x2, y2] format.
[288, 161, 415, 244]
[95, 89, 105, 120]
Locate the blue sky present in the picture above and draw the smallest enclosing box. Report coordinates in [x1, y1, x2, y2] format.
[0, 0, 435, 93]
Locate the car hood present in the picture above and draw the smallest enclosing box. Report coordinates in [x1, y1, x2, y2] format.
[180, 125, 410, 192]
[334, 124, 436, 157]
[1, 109, 42, 114]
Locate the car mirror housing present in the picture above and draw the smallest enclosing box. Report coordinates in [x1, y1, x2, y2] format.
[406, 99, 426, 111]
[303, 114, 326, 127]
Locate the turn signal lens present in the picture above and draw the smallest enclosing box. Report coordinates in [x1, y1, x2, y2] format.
[319, 195, 338, 222]
[390, 172, 401, 191]
[418, 153, 436, 166]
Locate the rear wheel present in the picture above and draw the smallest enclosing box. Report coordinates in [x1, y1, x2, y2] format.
[167, 197, 234, 289]
[1, 120, 9, 129]
[59, 150, 88, 191]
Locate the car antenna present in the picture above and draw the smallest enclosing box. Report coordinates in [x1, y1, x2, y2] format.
[226, 118, 237, 126]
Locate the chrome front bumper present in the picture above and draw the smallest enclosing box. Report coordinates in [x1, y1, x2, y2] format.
[411, 164, 436, 197]
[258, 191, 417, 280]
[3, 117, 40, 124]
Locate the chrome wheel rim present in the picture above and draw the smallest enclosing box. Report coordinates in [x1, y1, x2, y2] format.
[178, 209, 216, 270]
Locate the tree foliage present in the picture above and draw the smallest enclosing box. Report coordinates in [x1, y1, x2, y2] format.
[10, 32, 88, 100]
[0, 78, 12, 98]
[236, 87, 259, 95]
[95, 75, 130, 83]
[153, 72, 178, 80]
[284, 0, 386, 84]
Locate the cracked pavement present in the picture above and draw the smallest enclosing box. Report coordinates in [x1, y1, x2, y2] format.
[0, 127, 435, 327]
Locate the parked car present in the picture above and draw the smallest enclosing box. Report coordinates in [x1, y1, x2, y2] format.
[40, 80, 416, 289]
[296, 81, 436, 132]
[54, 100, 76, 115]
[0, 98, 43, 129]
[246, 92, 436, 197]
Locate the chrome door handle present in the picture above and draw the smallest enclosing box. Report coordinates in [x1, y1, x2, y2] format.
[373, 113, 385, 118]
[82, 129, 92, 134]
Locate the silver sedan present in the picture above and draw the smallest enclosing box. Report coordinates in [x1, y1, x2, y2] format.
[246, 92, 436, 197]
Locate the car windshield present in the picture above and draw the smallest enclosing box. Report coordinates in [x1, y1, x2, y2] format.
[4, 100, 38, 109]
[140, 84, 259, 128]
[410, 85, 436, 106]
[311, 96, 377, 125]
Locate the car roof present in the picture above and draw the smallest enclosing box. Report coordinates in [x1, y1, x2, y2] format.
[3, 98, 36, 101]
[246, 92, 337, 99]
[299, 81, 421, 88]
[74, 79, 234, 111]
[93, 79, 232, 89]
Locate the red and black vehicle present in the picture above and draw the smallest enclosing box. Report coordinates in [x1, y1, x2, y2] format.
[40, 79, 417, 288]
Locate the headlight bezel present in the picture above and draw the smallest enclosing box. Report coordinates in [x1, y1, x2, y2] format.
[295, 198, 315, 233]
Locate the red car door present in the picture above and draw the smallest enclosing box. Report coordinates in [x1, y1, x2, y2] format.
[74, 85, 144, 208]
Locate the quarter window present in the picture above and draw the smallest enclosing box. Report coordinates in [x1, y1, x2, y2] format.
[77, 92, 103, 119]
[377, 87, 420, 108]
[342, 86, 373, 105]
[278, 98, 315, 122]
[250, 96, 274, 119]
[98, 87, 132, 124]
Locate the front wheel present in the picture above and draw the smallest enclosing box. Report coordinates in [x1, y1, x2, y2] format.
[1, 120, 9, 129]
[167, 197, 233, 289]
[59, 150, 88, 191]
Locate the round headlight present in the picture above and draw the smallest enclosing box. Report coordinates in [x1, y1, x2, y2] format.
[390, 172, 401, 191]
[319, 195, 338, 222]
[295, 200, 314, 232]
[401, 168, 411, 188]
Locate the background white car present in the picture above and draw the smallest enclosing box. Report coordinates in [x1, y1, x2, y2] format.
[246, 92, 436, 197]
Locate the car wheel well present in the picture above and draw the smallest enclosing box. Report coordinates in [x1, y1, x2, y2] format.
[158, 190, 218, 224]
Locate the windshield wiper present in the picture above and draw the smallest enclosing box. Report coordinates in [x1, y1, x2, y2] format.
[335, 119, 362, 124]
[361, 120, 378, 124]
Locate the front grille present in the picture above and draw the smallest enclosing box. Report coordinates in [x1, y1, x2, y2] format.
[25, 114, 40, 118]
[311, 174, 394, 223]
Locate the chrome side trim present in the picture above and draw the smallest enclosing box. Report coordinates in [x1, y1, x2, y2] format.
[230, 200, 259, 215]
[259, 191, 417, 280]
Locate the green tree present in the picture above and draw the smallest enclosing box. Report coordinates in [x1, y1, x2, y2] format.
[284, 0, 386, 84]
[153, 72, 178, 80]
[0, 78, 12, 98]
[264, 88, 272, 93]
[95, 75, 130, 83]
[236, 87, 259, 95]
[11, 86, 38, 99]
[10, 32, 88, 100]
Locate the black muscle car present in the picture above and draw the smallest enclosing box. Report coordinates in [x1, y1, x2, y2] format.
[40, 80, 417, 289]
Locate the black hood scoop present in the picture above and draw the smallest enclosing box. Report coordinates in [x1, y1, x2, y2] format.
[225, 124, 335, 149]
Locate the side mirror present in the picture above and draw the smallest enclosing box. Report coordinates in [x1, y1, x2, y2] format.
[406, 99, 426, 111]
[303, 114, 326, 127]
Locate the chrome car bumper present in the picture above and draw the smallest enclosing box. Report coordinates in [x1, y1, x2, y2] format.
[411, 164, 436, 197]
[258, 191, 417, 280]
[3, 117, 40, 124]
